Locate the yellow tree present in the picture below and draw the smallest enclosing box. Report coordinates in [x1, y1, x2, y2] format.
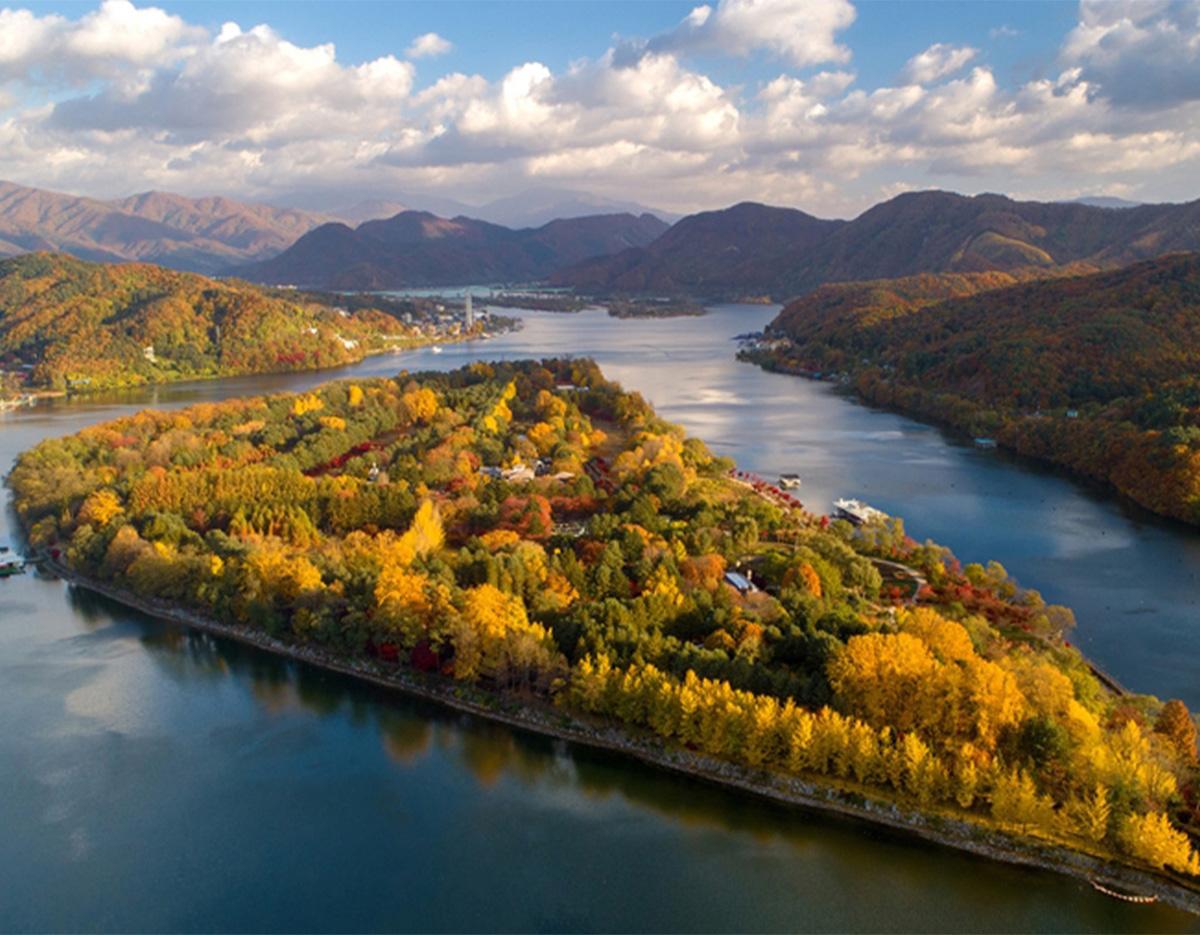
[77, 489, 124, 527]
[1120, 812, 1200, 874]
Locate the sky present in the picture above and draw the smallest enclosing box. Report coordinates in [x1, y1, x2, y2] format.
[0, 0, 1198, 218]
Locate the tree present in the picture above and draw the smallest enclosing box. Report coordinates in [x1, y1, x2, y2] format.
[1120, 812, 1200, 874]
[1154, 699, 1198, 764]
[1066, 784, 1111, 844]
[77, 489, 123, 527]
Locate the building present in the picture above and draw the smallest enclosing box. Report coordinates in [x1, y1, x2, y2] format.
[724, 571, 758, 594]
[465, 292, 475, 330]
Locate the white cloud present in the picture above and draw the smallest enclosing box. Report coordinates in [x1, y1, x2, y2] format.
[990, 25, 1019, 39]
[641, 0, 856, 68]
[1063, 0, 1200, 107]
[406, 32, 452, 59]
[0, 0, 201, 82]
[902, 43, 977, 85]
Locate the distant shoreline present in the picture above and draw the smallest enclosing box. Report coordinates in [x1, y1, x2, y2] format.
[0, 326, 513, 409]
[38, 554, 1200, 917]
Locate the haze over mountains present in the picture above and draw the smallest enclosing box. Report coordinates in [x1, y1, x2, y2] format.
[554, 191, 1200, 299]
[238, 211, 670, 289]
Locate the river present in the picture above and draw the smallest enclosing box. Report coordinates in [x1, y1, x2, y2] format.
[2, 305, 1198, 931]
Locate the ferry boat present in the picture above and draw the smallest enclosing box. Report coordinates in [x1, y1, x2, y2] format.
[832, 498, 887, 526]
[779, 473, 803, 489]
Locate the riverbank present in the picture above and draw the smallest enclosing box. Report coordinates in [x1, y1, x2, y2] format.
[36, 554, 1200, 916]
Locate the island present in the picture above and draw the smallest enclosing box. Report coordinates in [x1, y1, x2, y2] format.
[742, 255, 1200, 527]
[0, 253, 511, 406]
[9, 358, 1200, 909]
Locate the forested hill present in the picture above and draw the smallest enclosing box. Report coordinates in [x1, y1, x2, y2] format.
[0, 253, 422, 394]
[552, 190, 1200, 300]
[236, 210, 669, 289]
[753, 253, 1200, 524]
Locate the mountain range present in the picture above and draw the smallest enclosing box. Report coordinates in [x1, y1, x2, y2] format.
[553, 191, 1200, 299]
[236, 211, 671, 289]
[0, 181, 337, 274]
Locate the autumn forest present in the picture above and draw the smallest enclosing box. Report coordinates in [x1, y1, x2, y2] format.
[10, 359, 1200, 884]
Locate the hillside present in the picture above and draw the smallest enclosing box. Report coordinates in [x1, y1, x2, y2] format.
[553, 191, 1200, 300]
[10, 358, 1198, 890]
[237, 210, 669, 289]
[0, 253, 446, 394]
[751, 254, 1200, 524]
[0, 181, 329, 274]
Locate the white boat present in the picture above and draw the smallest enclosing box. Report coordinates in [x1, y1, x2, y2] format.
[0, 547, 25, 578]
[779, 473, 802, 489]
[832, 498, 887, 526]
[430, 346, 443, 354]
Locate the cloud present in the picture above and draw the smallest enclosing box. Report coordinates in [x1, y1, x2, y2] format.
[406, 32, 452, 59]
[902, 43, 977, 84]
[3, 0, 1200, 217]
[1063, 0, 1200, 107]
[0, 0, 201, 82]
[640, 0, 856, 67]
[990, 25, 1019, 39]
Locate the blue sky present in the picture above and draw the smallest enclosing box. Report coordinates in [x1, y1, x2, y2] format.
[2, 0, 1199, 217]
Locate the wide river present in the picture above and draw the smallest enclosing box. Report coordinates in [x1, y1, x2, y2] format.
[3, 305, 1199, 932]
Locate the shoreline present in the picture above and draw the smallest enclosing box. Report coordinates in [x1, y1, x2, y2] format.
[39, 555, 1200, 916]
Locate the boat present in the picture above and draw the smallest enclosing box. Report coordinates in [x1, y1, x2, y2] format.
[430, 346, 443, 354]
[974, 437, 997, 449]
[832, 498, 887, 526]
[1089, 880, 1158, 904]
[779, 473, 803, 489]
[0, 548, 25, 578]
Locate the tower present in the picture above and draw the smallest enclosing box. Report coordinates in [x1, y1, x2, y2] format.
[465, 292, 475, 330]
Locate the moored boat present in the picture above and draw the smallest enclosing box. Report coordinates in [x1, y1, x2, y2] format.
[0, 547, 25, 577]
[779, 473, 802, 489]
[832, 497, 887, 526]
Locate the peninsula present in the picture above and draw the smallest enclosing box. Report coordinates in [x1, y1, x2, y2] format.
[9, 359, 1200, 909]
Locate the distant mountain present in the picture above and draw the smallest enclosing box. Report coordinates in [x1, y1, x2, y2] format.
[471, 188, 677, 228]
[0, 181, 329, 274]
[237, 210, 670, 289]
[329, 199, 412, 226]
[552, 202, 842, 296]
[1068, 196, 1144, 209]
[554, 190, 1200, 299]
